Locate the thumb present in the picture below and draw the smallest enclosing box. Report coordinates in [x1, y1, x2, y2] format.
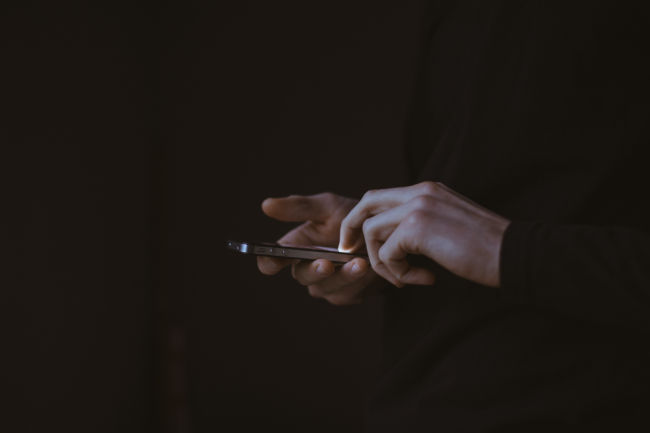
[261, 194, 331, 223]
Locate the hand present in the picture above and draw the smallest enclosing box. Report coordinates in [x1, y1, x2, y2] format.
[257, 192, 380, 305]
[339, 182, 511, 288]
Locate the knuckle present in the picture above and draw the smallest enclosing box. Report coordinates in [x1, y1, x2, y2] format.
[377, 248, 393, 266]
[417, 181, 438, 196]
[394, 270, 406, 284]
[319, 191, 336, 203]
[411, 194, 435, 210]
[367, 255, 380, 272]
[362, 189, 377, 200]
[372, 256, 386, 270]
[362, 218, 374, 237]
[405, 209, 429, 227]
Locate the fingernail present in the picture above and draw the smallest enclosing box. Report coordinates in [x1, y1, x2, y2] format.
[316, 264, 326, 274]
[351, 263, 361, 274]
[338, 239, 355, 253]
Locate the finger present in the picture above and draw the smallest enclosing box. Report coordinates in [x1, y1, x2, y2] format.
[370, 260, 404, 288]
[361, 202, 427, 286]
[318, 263, 382, 305]
[257, 255, 298, 275]
[291, 259, 335, 286]
[308, 258, 370, 294]
[276, 222, 318, 247]
[378, 225, 435, 286]
[365, 237, 383, 276]
[396, 267, 436, 286]
[262, 193, 333, 223]
[362, 203, 416, 253]
[338, 183, 434, 252]
[376, 223, 414, 280]
[257, 222, 319, 275]
[364, 235, 403, 287]
[338, 190, 402, 253]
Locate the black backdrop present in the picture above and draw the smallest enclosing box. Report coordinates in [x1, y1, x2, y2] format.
[1, 1, 427, 431]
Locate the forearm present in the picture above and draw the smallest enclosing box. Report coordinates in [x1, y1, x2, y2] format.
[500, 221, 650, 332]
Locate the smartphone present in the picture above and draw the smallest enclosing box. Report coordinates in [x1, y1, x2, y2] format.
[226, 240, 366, 264]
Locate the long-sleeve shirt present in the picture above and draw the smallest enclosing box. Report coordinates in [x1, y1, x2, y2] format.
[366, 1, 650, 431]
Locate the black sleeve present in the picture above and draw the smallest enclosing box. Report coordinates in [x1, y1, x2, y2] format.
[499, 221, 650, 332]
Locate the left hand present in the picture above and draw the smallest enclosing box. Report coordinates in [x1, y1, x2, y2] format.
[338, 181, 511, 288]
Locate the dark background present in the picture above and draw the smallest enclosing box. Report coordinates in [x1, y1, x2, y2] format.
[1, 1, 427, 431]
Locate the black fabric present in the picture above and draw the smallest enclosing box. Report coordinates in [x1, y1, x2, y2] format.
[366, 1, 650, 432]
[500, 221, 650, 331]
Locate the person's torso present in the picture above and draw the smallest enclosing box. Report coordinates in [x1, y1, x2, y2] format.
[368, 2, 650, 431]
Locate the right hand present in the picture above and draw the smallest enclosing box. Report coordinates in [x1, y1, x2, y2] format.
[257, 192, 380, 305]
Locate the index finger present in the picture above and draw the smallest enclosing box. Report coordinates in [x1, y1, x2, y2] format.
[262, 193, 334, 223]
[338, 184, 433, 252]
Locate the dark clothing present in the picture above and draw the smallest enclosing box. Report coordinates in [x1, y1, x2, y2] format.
[366, 1, 650, 431]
